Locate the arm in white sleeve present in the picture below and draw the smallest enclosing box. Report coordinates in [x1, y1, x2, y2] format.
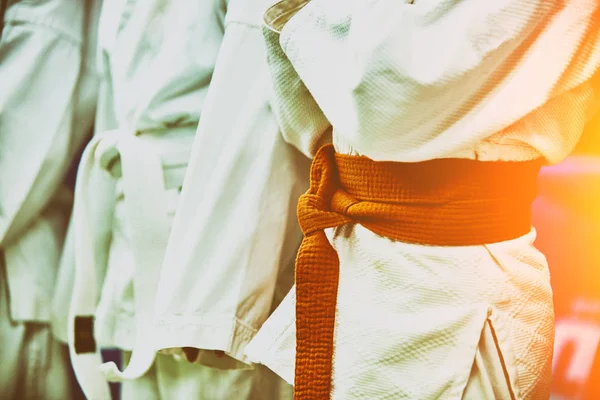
[261, 7, 332, 159]
[0, 0, 100, 323]
[154, 0, 311, 367]
[262, 0, 553, 158]
[0, 0, 98, 246]
[265, 0, 600, 161]
[340, 0, 595, 157]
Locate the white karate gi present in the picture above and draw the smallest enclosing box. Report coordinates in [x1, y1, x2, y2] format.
[153, 0, 307, 383]
[62, 0, 289, 398]
[0, 0, 100, 398]
[244, 0, 600, 399]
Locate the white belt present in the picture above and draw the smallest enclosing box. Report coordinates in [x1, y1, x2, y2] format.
[68, 127, 193, 400]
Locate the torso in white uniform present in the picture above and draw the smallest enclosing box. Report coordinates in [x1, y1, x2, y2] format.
[89, 0, 222, 349]
[245, 1, 600, 398]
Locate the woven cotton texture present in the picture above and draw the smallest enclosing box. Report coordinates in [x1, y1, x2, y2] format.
[294, 144, 542, 399]
[263, 0, 600, 163]
[254, 0, 599, 398]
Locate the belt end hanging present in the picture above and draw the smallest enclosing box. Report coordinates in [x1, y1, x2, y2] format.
[74, 315, 97, 354]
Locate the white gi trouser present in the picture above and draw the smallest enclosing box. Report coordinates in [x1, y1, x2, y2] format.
[68, 126, 194, 400]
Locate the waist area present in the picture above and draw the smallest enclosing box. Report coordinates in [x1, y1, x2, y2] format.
[304, 144, 543, 246]
[96, 124, 196, 190]
[293, 144, 544, 399]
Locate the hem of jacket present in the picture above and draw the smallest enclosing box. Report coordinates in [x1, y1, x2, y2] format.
[244, 315, 295, 385]
[154, 315, 258, 370]
[51, 309, 137, 351]
[94, 310, 135, 350]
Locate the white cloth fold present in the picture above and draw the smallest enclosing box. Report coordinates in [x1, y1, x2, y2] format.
[262, 0, 600, 162]
[152, 0, 309, 370]
[0, 0, 100, 324]
[68, 126, 194, 400]
[245, 1, 600, 398]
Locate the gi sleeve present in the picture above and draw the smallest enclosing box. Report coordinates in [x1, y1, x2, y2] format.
[153, 0, 311, 369]
[334, 0, 592, 160]
[0, 0, 98, 246]
[262, 1, 332, 159]
[265, 0, 600, 161]
[0, 0, 100, 322]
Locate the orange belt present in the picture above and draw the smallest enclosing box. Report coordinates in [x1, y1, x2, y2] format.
[293, 144, 542, 399]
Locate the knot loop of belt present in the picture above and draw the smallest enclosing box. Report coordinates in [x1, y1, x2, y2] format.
[293, 144, 542, 399]
[68, 127, 194, 400]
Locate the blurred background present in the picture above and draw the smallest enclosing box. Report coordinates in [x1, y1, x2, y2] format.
[538, 110, 600, 400]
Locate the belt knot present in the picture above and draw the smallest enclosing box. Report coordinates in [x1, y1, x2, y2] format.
[297, 145, 354, 236]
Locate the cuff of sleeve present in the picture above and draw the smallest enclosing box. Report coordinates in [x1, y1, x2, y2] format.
[154, 315, 258, 370]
